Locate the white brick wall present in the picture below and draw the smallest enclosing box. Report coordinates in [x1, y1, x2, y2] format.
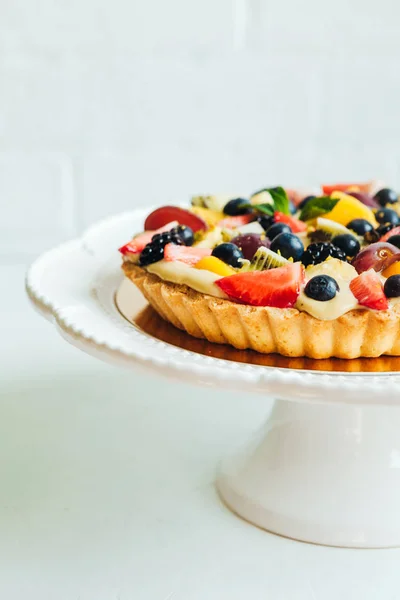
[1, 0, 400, 261]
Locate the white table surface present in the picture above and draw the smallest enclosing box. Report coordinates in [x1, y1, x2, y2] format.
[1, 264, 400, 600]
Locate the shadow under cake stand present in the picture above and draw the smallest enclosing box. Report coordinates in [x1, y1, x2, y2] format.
[26, 208, 400, 548]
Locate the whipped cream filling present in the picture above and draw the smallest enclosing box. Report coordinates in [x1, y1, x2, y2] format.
[295, 260, 359, 320]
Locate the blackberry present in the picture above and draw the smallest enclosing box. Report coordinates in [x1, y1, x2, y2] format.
[139, 227, 184, 266]
[139, 244, 165, 266]
[301, 242, 347, 267]
[151, 230, 182, 245]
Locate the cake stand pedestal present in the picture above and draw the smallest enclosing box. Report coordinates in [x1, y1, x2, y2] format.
[26, 208, 400, 548]
[218, 399, 400, 547]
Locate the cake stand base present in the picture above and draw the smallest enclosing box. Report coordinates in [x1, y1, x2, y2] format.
[217, 399, 400, 548]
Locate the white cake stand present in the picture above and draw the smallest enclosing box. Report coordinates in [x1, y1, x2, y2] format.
[26, 208, 400, 548]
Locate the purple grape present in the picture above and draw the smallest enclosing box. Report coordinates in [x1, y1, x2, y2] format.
[347, 191, 379, 209]
[351, 242, 400, 273]
[230, 234, 270, 261]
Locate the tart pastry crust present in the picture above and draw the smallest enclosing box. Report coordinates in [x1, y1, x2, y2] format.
[123, 263, 400, 359]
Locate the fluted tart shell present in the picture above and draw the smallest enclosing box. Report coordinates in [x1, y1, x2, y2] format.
[123, 262, 400, 359]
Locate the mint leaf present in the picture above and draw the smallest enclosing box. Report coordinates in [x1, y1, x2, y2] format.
[252, 203, 274, 216]
[299, 196, 339, 221]
[251, 186, 290, 215]
[268, 186, 290, 215]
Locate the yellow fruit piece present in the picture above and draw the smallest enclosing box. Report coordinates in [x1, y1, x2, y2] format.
[307, 257, 358, 282]
[194, 226, 223, 248]
[191, 206, 224, 227]
[195, 256, 236, 276]
[324, 191, 377, 227]
[383, 261, 400, 278]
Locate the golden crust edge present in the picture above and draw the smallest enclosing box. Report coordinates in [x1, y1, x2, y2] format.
[122, 262, 400, 359]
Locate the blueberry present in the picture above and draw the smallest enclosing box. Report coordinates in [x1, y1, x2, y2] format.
[375, 208, 400, 226]
[347, 219, 374, 235]
[387, 235, 400, 249]
[304, 275, 339, 302]
[289, 200, 296, 214]
[223, 198, 252, 216]
[374, 188, 398, 207]
[331, 233, 360, 257]
[176, 225, 194, 246]
[257, 215, 275, 232]
[376, 223, 395, 237]
[298, 195, 316, 210]
[270, 232, 304, 261]
[266, 222, 292, 241]
[212, 242, 244, 268]
[384, 275, 400, 298]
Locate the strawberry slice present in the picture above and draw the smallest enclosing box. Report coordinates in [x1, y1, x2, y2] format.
[119, 221, 178, 256]
[380, 226, 400, 242]
[274, 211, 307, 233]
[216, 263, 305, 308]
[218, 214, 254, 229]
[144, 206, 207, 232]
[349, 269, 389, 310]
[164, 243, 212, 266]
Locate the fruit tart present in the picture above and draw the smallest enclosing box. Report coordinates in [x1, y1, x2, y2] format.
[119, 182, 400, 359]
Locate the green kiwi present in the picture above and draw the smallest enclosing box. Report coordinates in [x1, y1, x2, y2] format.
[191, 194, 231, 212]
[315, 218, 353, 237]
[240, 246, 289, 272]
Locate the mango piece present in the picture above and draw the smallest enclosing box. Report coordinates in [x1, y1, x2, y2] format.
[383, 261, 400, 279]
[324, 191, 377, 227]
[195, 256, 236, 277]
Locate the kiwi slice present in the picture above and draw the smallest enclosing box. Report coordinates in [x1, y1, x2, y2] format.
[241, 246, 289, 272]
[191, 194, 231, 212]
[315, 218, 353, 237]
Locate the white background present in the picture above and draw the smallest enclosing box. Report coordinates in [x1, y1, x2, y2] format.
[1, 0, 400, 262]
[2, 2, 400, 598]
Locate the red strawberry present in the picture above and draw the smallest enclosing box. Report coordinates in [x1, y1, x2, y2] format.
[380, 226, 400, 242]
[350, 269, 389, 310]
[164, 243, 212, 266]
[218, 214, 254, 229]
[119, 221, 178, 256]
[274, 211, 307, 233]
[144, 206, 207, 232]
[216, 263, 305, 308]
